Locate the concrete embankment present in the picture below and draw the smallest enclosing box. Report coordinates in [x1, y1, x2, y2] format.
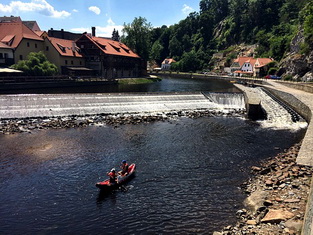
[238, 80, 313, 235]
[261, 81, 313, 166]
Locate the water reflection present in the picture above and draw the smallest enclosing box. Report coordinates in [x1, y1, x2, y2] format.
[2, 76, 239, 94]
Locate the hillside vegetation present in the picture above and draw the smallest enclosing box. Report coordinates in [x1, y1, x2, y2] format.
[122, 0, 313, 80]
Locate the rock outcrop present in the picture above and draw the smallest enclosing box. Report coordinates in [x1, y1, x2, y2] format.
[279, 27, 313, 81]
[214, 143, 313, 234]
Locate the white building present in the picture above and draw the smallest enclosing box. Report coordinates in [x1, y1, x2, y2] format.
[161, 58, 176, 71]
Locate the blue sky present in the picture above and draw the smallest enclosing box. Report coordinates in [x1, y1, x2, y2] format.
[0, 0, 200, 37]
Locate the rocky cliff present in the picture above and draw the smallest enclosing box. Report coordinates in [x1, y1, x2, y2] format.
[279, 27, 313, 81]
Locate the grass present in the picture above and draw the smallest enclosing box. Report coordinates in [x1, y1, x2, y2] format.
[118, 76, 161, 85]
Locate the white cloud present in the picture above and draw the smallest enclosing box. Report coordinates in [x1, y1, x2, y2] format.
[107, 17, 115, 26]
[72, 9, 78, 13]
[71, 24, 123, 38]
[88, 6, 101, 15]
[71, 27, 90, 33]
[182, 4, 193, 15]
[96, 25, 123, 37]
[0, 0, 71, 18]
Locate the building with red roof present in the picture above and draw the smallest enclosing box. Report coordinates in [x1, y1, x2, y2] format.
[0, 21, 44, 64]
[76, 30, 143, 79]
[231, 56, 274, 77]
[161, 58, 176, 71]
[0, 41, 14, 66]
[43, 35, 87, 75]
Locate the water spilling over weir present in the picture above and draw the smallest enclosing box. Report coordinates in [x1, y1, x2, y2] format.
[0, 92, 246, 119]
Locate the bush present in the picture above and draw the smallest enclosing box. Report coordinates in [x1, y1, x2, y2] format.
[283, 74, 293, 81]
[11, 51, 58, 76]
[268, 67, 278, 75]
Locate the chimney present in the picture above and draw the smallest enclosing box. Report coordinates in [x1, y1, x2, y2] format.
[92, 27, 96, 37]
[72, 42, 76, 52]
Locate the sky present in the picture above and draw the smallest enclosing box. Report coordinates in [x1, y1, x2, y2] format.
[0, 0, 200, 37]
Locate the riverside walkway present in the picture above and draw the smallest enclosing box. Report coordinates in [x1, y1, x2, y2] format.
[263, 81, 313, 166]
[262, 80, 313, 235]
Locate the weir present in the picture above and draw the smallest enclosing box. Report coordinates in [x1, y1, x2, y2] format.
[203, 92, 245, 110]
[0, 92, 246, 119]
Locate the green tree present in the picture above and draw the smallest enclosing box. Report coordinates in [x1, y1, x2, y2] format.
[150, 40, 164, 64]
[169, 36, 183, 59]
[11, 51, 58, 76]
[179, 50, 201, 72]
[112, 28, 120, 41]
[302, 1, 313, 50]
[122, 17, 153, 61]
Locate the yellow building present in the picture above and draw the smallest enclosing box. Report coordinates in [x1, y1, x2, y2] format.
[42, 34, 87, 75]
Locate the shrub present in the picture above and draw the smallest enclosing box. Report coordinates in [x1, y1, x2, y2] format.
[11, 51, 58, 76]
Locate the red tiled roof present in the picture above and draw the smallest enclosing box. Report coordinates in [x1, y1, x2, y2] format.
[162, 58, 176, 64]
[47, 36, 83, 57]
[234, 70, 253, 74]
[233, 57, 254, 67]
[245, 58, 257, 66]
[87, 35, 140, 58]
[255, 58, 273, 68]
[0, 22, 43, 48]
[34, 31, 45, 37]
[0, 41, 13, 49]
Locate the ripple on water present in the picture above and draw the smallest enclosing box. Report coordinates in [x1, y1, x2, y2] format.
[0, 116, 306, 234]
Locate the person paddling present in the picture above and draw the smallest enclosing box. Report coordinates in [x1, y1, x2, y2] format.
[107, 168, 117, 185]
[119, 160, 129, 176]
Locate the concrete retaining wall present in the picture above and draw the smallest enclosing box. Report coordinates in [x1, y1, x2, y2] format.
[263, 87, 312, 123]
[278, 82, 313, 94]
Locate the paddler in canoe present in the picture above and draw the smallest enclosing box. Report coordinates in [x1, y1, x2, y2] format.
[107, 168, 117, 185]
[119, 160, 129, 176]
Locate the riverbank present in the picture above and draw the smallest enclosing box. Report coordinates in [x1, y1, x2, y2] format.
[214, 143, 313, 234]
[0, 109, 245, 135]
[117, 75, 161, 84]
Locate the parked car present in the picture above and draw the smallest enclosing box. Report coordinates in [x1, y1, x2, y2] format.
[265, 75, 281, 80]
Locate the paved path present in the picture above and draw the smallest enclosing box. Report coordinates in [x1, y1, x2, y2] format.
[264, 81, 313, 166]
[263, 81, 313, 235]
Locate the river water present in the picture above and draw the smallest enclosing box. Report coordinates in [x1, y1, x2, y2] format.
[0, 76, 306, 234]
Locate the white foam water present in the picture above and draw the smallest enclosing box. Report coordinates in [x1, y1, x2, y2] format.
[0, 93, 246, 119]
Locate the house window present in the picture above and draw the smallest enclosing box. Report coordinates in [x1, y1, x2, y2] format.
[0, 53, 3, 59]
[46, 46, 49, 51]
[65, 60, 68, 65]
[4, 53, 8, 58]
[35, 43, 37, 48]
[27, 42, 30, 47]
[80, 61, 82, 65]
[71, 60, 73, 65]
[20, 55, 23, 60]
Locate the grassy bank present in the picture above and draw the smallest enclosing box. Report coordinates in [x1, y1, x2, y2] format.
[117, 76, 161, 85]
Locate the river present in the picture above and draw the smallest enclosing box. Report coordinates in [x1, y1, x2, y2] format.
[0, 76, 306, 234]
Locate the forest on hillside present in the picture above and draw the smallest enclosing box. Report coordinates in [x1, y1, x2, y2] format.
[121, 0, 313, 74]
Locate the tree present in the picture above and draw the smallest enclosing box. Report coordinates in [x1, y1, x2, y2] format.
[122, 17, 153, 61]
[169, 36, 183, 59]
[150, 40, 164, 65]
[112, 28, 120, 41]
[11, 51, 58, 76]
[302, 1, 313, 50]
[179, 50, 201, 72]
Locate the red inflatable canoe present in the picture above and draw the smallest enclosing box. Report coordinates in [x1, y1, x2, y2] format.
[96, 163, 136, 190]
